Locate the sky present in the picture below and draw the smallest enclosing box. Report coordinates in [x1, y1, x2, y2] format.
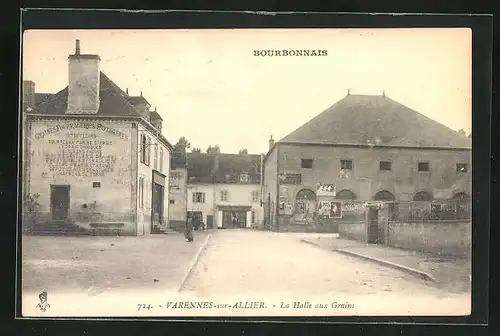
[23, 28, 472, 154]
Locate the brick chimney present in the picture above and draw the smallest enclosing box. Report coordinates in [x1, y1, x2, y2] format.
[66, 39, 101, 114]
[269, 135, 275, 150]
[23, 80, 36, 112]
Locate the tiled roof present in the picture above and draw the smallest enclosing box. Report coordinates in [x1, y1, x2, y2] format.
[150, 111, 163, 121]
[32, 72, 143, 118]
[126, 96, 150, 106]
[186, 153, 262, 184]
[279, 94, 471, 149]
[35, 93, 54, 107]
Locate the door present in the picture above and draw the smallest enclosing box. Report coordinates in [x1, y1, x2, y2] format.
[222, 210, 246, 228]
[151, 183, 165, 233]
[206, 215, 214, 229]
[366, 207, 379, 244]
[50, 185, 70, 220]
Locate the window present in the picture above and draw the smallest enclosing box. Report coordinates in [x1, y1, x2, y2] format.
[169, 199, 175, 204]
[92, 182, 101, 188]
[145, 136, 151, 166]
[140, 134, 147, 164]
[418, 162, 430, 172]
[340, 159, 353, 170]
[159, 148, 164, 172]
[457, 163, 468, 173]
[301, 158, 313, 169]
[379, 161, 392, 171]
[239, 174, 249, 183]
[153, 143, 158, 169]
[138, 177, 144, 208]
[192, 192, 206, 203]
[220, 190, 229, 201]
[251, 190, 259, 203]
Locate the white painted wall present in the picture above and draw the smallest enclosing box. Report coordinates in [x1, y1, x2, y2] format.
[186, 183, 264, 228]
[136, 122, 171, 235]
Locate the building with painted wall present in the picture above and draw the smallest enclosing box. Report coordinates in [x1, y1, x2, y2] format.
[22, 40, 173, 236]
[186, 153, 264, 229]
[263, 93, 472, 231]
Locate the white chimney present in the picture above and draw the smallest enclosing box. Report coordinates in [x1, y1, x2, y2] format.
[66, 39, 101, 114]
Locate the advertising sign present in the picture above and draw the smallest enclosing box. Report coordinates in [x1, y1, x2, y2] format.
[316, 183, 336, 197]
[318, 200, 342, 218]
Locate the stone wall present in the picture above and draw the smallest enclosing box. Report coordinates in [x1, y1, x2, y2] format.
[386, 220, 471, 258]
[338, 222, 366, 241]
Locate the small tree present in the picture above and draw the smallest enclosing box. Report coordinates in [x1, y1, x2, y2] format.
[206, 145, 221, 154]
[238, 148, 248, 155]
[191, 148, 201, 153]
[22, 193, 41, 231]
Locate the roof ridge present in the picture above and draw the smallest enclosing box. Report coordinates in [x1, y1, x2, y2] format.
[279, 94, 471, 148]
[100, 71, 142, 117]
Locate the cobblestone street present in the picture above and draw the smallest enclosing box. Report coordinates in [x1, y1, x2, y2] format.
[182, 230, 468, 300]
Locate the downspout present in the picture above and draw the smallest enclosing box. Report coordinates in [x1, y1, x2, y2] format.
[275, 144, 280, 231]
[260, 153, 264, 226]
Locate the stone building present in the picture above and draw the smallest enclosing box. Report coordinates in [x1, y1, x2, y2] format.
[263, 93, 472, 231]
[185, 152, 264, 229]
[168, 155, 188, 229]
[22, 40, 173, 235]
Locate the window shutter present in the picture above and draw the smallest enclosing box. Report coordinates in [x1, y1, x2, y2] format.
[192, 193, 196, 203]
[202, 193, 206, 203]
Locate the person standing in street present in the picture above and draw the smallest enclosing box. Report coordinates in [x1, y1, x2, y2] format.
[185, 213, 194, 242]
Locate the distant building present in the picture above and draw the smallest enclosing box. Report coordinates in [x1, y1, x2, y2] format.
[186, 152, 264, 229]
[263, 93, 472, 231]
[168, 154, 188, 229]
[22, 40, 173, 235]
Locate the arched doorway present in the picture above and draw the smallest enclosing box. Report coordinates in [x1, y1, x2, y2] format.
[295, 189, 316, 220]
[373, 190, 395, 201]
[336, 189, 357, 200]
[413, 191, 433, 201]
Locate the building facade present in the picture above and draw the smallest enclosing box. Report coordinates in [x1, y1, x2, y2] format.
[168, 167, 188, 229]
[186, 153, 264, 229]
[22, 40, 173, 236]
[263, 93, 472, 231]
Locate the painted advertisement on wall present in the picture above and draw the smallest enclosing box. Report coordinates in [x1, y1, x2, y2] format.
[28, 119, 133, 214]
[316, 183, 336, 197]
[31, 120, 131, 180]
[318, 200, 342, 219]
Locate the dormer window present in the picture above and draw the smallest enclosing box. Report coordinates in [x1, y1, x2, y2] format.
[240, 174, 249, 183]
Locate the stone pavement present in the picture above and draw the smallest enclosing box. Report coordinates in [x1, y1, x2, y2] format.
[300, 236, 471, 294]
[22, 230, 212, 296]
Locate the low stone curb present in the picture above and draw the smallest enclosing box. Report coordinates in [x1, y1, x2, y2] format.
[299, 239, 437, 283]
[178, 233, 212, 292]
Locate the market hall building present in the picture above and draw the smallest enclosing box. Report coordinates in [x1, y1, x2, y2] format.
[22, 40, 173, 236]
[263, 92, 472, 231]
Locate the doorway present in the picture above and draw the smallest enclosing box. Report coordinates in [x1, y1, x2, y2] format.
[206, 215, 214, 229]
[151, 182, 165, 233]
[366, 206, 379, 244]
[50, 185, 70, 220]
[222, 210, 247, 228]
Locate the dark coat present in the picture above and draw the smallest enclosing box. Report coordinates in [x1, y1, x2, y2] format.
[185, 217, 194, 241]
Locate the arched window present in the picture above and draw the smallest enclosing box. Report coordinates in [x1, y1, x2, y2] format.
[295, 189, 316, 215]
[295, 189, 316, 201]
[373, 190, 395, 201]
[336, 189, 357, 200]
[413, 191, 433, 201]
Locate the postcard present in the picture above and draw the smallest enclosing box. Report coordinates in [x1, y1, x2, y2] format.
[20, 28, 472, 318]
